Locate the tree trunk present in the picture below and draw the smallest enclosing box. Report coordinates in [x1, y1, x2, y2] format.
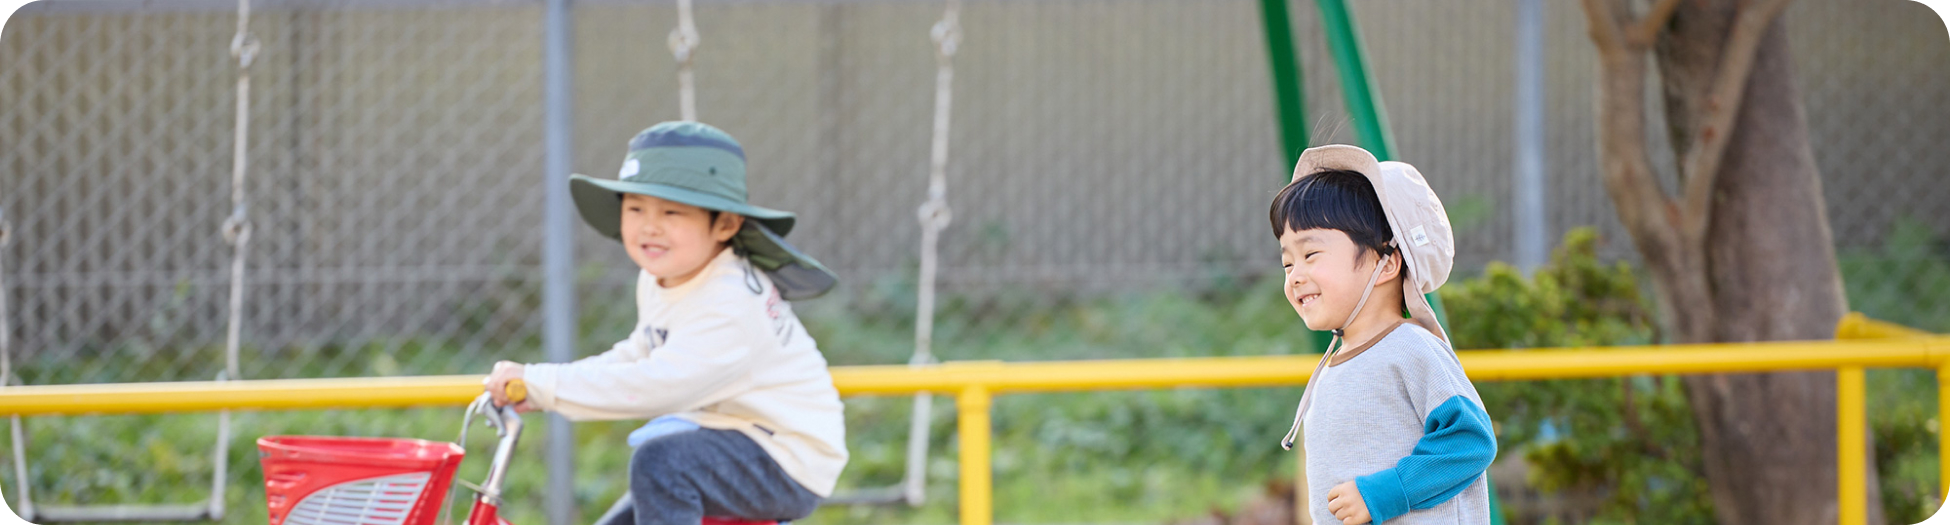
[1657, 9, 1874, 524]
[1582, 0, 1874, 521]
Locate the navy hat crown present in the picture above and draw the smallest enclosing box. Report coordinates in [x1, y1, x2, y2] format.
[629, 121, 746, 160]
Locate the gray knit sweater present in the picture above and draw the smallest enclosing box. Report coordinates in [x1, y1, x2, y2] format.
[1300, 321, 1496, 525]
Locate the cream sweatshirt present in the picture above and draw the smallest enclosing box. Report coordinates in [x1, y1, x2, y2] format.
[522, 249, 849, 496]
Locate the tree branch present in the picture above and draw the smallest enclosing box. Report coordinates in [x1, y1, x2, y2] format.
[1629, 0, 1685, 47]
[1583, 0, 1697, 346]
[1582, 0, 1677, 235]
[1677, 0, 1793, 244]
[1582, 0, 1628, 54]
[1580, 0, 1720, 346]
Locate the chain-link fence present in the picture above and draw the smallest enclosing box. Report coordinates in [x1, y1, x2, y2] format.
[2, 0, 1947, 523]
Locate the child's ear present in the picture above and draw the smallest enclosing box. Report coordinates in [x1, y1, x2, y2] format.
[1381, 249, 1405, 282]
[713, 213, 746, 242]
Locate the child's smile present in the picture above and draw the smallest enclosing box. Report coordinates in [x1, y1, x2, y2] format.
[635, 239, 670, 260]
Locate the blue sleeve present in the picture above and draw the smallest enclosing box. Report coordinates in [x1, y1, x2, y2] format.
[1353, 395, 1496, 524]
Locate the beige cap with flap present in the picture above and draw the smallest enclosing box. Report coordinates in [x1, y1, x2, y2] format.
[1290, 144, 1454, 342]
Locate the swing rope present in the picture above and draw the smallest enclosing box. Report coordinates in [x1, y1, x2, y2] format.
[902, 0, 961, 506]
[208, 0, 262, 517]
[3, 1, 254, 520]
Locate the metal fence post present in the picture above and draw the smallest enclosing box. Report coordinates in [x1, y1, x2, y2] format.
[542, 0, 578, 522]
[958, 386, 993, 525]
[1513, 0, 1547, 272]
[1838, 367, 1867, 525]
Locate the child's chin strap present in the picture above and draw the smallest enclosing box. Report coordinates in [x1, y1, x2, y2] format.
[1280, 252, 1388, 450]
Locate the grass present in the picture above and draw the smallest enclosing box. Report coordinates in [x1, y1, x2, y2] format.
[5, 220, 1946, 524]
[1, 275, 1318, 525]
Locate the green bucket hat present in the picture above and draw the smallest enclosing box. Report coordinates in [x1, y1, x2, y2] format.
[570, 121, 837, 300]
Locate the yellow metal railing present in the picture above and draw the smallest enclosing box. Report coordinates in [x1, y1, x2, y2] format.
[2, 315, 1944, 525]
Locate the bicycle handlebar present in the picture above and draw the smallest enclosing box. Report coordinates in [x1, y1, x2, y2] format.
[504, 379, 526, 405]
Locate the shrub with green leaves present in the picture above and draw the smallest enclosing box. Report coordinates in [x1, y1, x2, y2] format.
[1440, 228, 1713, 524]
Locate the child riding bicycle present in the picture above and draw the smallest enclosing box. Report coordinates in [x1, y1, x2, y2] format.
[482, 121, 848, 525]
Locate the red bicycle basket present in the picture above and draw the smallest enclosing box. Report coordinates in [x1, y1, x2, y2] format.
[259, 436, 466, 525]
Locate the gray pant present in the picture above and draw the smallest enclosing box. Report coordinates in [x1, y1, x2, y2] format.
[593, 428, 822, 525]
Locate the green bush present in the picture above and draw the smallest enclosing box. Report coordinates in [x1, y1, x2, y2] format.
[1440, 228, 1713, 524]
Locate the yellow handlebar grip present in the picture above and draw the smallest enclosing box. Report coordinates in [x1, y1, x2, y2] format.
[504, 379, 527, 404]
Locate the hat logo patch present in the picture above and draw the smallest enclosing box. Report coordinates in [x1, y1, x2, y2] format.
[619, 159, 640, 179]
[1409, 225, 1431, 247]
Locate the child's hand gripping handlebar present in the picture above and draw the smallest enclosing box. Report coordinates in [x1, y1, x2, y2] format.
[502, 379, 527, 406]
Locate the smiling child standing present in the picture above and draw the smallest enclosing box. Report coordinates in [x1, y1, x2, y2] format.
[1270, 145, 1495, 525]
